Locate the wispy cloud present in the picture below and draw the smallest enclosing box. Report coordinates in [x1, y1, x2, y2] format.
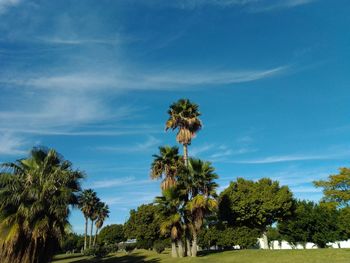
[96, 136, 161, 153]
[0, 0, 21, 15]
[147, 0, 317, 12]
[37, 36, 124, 46]
[103, 191, 159, 206]
[2, 65, 288, 91]
[235, 153, 331, 164]
[248, 0, 316, 13]
[88, 176, 154, 189]
[0, 132, 27, 156]
[190, 144, 215, 156]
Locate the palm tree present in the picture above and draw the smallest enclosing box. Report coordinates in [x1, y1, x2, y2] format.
[150, 146, 182, 190]
[165, 99, 202, 167]
[89, 196, 100, 249]
[93, 202, 109, 246]
[155, 189, 184, 258]
[78, 189, 98, 250]
[179, 158, 218, 257]
[0, 147, 83, 263]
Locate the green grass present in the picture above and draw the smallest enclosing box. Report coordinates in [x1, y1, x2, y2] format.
[53, 248, 350, 263]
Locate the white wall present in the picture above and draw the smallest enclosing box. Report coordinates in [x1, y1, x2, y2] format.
[257, 238, 350, 249]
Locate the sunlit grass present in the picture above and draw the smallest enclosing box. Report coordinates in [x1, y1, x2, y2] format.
[53, 248, 350, 263]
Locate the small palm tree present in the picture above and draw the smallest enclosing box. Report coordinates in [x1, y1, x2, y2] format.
[89, 196, 101, 248]
[78, 189, 98, 250]
[155, 189, 184, 258]
[165, 99, 202, 166]
[151, 146, 182, 190]
[93, 202, 110, 246]
[0, 147, 83, 263]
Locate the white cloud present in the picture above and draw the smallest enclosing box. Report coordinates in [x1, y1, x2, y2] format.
[147, 0, 316, 11]
[37, 36, 123, 46]
[190, 144, 215, 156]
[96, 136, 161, 153]
[87, 176, 156, 189]
[1, 65, 288, 92]
[249, 0, 316, 12]
[0, 132, 27, 156]
[235, 154, 331, 164]
[0, 0, 21, 15]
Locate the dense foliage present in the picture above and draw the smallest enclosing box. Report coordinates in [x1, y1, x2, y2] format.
[278, 201, 344, 248]
[0, 148, 83, 263]
[124, 204, 163, 249]
[98, 224, 125, 245]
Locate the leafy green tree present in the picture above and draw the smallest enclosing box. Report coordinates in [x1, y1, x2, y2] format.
[278, 201, 340, 248]
[337, 207, 350, 241]
[98, 224, 124, 245]
[60, 233, 84, 252]
[198, 226, 220, 250]
[124, 204, 162, 249]
[266, 227, 283, 249]
[0, 147, 83, 263]
[219, 177, 294, 249]
[314, 168, 350, 206]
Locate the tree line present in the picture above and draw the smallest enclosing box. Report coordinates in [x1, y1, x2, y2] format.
[125, 98, 350, 257]
[1, 98, 350, 262]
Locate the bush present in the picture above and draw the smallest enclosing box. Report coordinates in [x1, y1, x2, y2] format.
[105, 244, 118, 253]
[118, 242, 137, 253]
[153, 240, 166, 254]
[136, 239, 153, 249]
[82, 246, 109, 258]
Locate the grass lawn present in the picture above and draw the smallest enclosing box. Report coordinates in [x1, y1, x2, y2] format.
[53, 248, 350, 263]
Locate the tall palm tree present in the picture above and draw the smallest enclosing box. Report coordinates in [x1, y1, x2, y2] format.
[0, 147, 83, 263]
[150, 146, 182, 190]
[78, 189, 98, 250]
[93, 202, 109, 246]
[155, 188, 184, 258]
[165, 99, 202, 167]
[89, 196, 100, 249]
[179, 158, 218, 257]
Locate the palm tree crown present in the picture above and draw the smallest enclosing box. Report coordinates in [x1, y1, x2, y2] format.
[0, 147, 83, 263]
[165, 99, 202, 146]
[151, 146, 183, 190]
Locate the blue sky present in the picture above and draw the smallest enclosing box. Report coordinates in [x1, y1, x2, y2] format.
[0, 0, 350, 233]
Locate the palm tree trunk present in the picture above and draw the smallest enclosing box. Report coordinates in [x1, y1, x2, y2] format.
[171, 241, 178, 258]
[93, 227, 99, 247]
[185, 231, 192, 257]
[84, 217, 88, 250]
[177, 239, 184, 257]
[89, 219, 94, 248]
[191, 232, 198, 257]
[183, 144, 188, 166]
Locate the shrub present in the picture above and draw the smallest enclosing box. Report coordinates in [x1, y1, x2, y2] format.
[153, 240, 166, 254]
[125, 243, 137, 253]
[82, 246, 109, 258]
[136, 239, 153, 249]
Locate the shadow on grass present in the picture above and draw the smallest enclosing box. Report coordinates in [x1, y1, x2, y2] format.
[197, 249, 235, 257]
[73, 252, 161, 263]
[53, 253, 84, 261]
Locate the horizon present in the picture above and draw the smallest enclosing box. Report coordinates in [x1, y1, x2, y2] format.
[1, 0, 350, 234]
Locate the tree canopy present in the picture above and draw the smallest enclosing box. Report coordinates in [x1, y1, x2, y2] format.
[219, 177, 294, 232]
